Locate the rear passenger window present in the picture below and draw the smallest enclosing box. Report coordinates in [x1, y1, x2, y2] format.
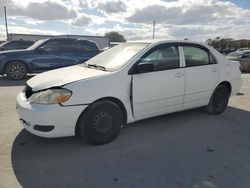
[141, 45, 179, 71]
[209, 53, 217, 64]
[42, 40, 76, 52]
[78, 40, 99, 50]
[183, 46, 209, 67]
[42, 41, 61, 52]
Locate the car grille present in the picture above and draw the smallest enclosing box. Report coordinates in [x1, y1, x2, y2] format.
[24, 85, 33, 99]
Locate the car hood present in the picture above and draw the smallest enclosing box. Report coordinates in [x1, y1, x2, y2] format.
[27, 65, 110, 91]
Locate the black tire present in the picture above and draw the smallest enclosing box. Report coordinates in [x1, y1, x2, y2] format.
[207, 85, 230, 115]
[5, 61, 27, 80]
[78, 100, 123, 145]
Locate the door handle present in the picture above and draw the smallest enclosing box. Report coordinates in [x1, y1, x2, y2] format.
[174, 72, 184, 78]
[211, 67, 217, 72]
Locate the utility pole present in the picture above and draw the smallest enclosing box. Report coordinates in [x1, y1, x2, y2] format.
[4, 6, 9, 41]
[152, 19, 155, 39]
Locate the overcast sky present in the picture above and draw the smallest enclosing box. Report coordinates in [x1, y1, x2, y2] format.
[0, 0, 250, 41]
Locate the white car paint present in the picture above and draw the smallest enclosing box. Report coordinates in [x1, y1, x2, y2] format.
[16, 40, 242, 138]
[27, 65, 110, 91]
[132, 68, 185, 120]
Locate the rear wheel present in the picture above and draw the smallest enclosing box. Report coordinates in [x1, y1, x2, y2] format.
[207, 85, 230, 114]
[5, 61, 27, 80]
[78, 101, 123, 145]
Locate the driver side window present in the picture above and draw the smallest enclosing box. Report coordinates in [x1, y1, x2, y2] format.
[141, 45, 180, 71]
[41, 41, 61, 52]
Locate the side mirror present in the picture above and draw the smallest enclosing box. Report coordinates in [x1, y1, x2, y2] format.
[135, 61, 154, 73]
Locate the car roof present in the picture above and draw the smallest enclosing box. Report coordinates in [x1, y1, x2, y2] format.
[49, 37, 75, 40]
[50, 37, 93, 41]
[127, 39, 206, 46]
[48, 37, 97, 44]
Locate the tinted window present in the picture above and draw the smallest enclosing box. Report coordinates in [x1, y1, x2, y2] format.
[141, 45, 179, 71]
[42, 41, 61, 51]
[23, 41, 34, 46]
[27, 39, 48, 50]
[16, 41, 34, 49]
[209, 53, 217, 64]
[3, 42, 20, 50]
[78, 40, 99, 50]
[2, 41, 34, 50]
[183, 46, 209, 67]
[42, 39, 76, 52]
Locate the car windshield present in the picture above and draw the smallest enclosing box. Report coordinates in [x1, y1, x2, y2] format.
[27, 39, 48, 50]
[83, 43, 149, 71]
[0, 41, 11, 47]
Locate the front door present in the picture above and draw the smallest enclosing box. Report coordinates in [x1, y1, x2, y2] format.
[132, 44, 185, 120]
[32, 39, 79, 72]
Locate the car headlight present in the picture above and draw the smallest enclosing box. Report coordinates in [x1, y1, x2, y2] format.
[28, 88, 72, 104]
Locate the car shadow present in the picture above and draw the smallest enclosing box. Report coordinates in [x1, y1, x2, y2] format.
[0, 75, 34, 87]
[11, 107, 250, 188]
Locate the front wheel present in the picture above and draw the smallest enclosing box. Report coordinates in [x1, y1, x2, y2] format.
[207, 85, 230, 115]
[77, 101, 123, 145]
[5, 61, 27, 80]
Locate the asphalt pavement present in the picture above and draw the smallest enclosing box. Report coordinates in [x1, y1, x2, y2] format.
[0, 74, 250, 188]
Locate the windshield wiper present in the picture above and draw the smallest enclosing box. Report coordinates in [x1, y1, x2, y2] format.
[87, 64, 106, 71]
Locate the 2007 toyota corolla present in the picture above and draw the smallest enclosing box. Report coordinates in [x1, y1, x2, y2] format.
[16, 40, 242, 145]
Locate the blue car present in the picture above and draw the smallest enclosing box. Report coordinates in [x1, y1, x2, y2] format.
[0, 38, 101, 80]
[0, 40, 35, 51]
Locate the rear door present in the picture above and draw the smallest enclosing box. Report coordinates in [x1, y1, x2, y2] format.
[182, 44, 220, 108]
[132, 43, 185, 120]
[31, 40, 60, 72]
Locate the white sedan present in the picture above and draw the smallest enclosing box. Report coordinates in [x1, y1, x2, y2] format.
[16, 40, 242, 145]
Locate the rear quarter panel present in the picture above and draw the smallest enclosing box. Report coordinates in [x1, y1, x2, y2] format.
[210, 47, 242, 96]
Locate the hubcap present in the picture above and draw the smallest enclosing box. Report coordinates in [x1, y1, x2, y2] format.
[8, 64, 26, 79]
[92, 111, 114, 135]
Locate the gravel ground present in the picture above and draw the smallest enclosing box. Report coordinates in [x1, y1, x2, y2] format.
[0, 74, 250, 188]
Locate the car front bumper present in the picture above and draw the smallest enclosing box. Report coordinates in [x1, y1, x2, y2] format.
[16, 92, 87, 138]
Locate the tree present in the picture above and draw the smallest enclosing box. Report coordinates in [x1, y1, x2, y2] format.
[205, 38, 212, 45]
[206, 37, 235, 49]
[105, 31, 126, 42]
[240, 41, 248, 48]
